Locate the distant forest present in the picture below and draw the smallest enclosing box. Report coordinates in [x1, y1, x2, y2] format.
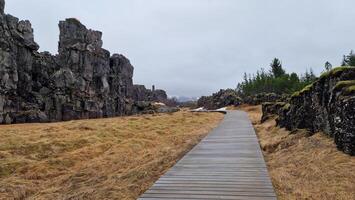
[236, 51, 355, 96]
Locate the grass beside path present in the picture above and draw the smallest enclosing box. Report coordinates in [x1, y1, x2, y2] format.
[0, 111, 224, 200]
[237, 105, 355, 200]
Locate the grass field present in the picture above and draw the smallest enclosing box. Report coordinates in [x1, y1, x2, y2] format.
[238, 105, 355, 200]
[0, 111, 224, 200]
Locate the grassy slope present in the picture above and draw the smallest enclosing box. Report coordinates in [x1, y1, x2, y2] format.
[238, 105, 355, 200]
[0, 111, 224, 200]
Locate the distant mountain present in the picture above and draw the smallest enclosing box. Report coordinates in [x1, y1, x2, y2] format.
[171, 96, 198, 103]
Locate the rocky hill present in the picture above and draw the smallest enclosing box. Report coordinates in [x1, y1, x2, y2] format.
[0, 0, 169, 124]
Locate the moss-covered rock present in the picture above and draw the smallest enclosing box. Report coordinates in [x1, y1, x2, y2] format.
[197, 89, 242, 109]
[244, 93, 288, 105]
[278, 66, 355, 155]
[320, 66, 355, 79]
[291, 83, 314, 98]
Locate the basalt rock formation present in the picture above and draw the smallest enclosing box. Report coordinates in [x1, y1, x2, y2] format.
[261, 102, 286, 123]
[132, 85, 168, 103]
[276, 66, 355, 155]
[197, 89, 243, 110]
[243, 93, 288, 105]
[0, 0, 169, 124]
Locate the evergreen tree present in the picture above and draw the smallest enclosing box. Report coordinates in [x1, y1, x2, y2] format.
[290, 73, 300, 83]
[341, 55, 347, 66]
[341, 50, 355, 66]
[324, 61, 332, 72]
[237, 59, 318, 96]
[347, 50, 355, 66]
[270, 58, 285, 78]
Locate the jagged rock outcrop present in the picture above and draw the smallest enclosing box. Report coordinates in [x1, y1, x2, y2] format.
[197, 89, 242, 109]
[276, 67, 355, 155]
[261, 102, 286, 123]
[132, 85, 168, 103]
[243, 93, 288, 105]
[0, 1, 170, 124]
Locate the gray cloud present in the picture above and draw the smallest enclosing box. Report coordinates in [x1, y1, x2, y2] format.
[5, 0, 355, 97]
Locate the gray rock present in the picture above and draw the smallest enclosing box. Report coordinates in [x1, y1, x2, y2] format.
[261, 102, 286, 123]
[197, 89, 243, 109]
[157, 106, 179, 113]
[0, 0, 170, 124]
[0, 0, 4, 15]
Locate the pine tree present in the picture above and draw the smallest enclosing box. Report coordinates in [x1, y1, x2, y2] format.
[341, 55, 347, 66]
[324, 61, 332, 72]
[270, 58, 285, 78]
[341, 50, 355, 66]
[347, 50, 355, 66]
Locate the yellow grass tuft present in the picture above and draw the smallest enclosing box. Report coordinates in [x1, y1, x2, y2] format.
[0, 111, 224, 200]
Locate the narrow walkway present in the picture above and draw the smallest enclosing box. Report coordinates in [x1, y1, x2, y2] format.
[139, 111, 277, 200]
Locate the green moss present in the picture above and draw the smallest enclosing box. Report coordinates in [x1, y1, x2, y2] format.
[334, 80, 355, 90]
[291, 83, 313, 98]
[300, 83, 313, 93]
[333, 80, 355, 95]
[346, 85, 355, 94]
[282, 103, 290, 110]
[320, 66, 355, 79]
[291, 91, 300, 98]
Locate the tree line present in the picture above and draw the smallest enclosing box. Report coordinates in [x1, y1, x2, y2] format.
[236, 51, 355, 96]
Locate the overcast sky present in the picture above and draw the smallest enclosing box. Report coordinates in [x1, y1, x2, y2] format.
[5, 0, 355, 97]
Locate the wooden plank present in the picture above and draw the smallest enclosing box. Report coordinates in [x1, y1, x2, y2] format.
[138, 111, 276, 200]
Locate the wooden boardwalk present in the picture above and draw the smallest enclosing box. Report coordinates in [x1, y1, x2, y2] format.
[139, 111, 277, 200]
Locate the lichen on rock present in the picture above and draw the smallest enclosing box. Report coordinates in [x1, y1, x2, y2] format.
[277, 66, 355, 155]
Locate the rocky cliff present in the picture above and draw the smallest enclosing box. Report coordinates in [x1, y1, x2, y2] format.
[0, 0, 169, 124]
[276, 66, 355, 155]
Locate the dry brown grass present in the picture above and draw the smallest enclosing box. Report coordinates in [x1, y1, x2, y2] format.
[237, 105, 355, 200]
[0, 111, 224, 200]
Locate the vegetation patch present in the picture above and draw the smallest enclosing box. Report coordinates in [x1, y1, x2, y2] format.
[237, 58, 317, 96]
[320, 66, 355, 79]
[0, 111, 223, 200]
[291, 83, 315, 98]
[282, 103, 290, 110]
[334, 80, 355, 95]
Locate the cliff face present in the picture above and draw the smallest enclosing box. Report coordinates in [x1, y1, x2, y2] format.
[0, 0, 168, 124]
[277, 67, 355, 155]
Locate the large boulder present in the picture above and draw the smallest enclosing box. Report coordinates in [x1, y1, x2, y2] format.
[132, 101, 179, 114]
